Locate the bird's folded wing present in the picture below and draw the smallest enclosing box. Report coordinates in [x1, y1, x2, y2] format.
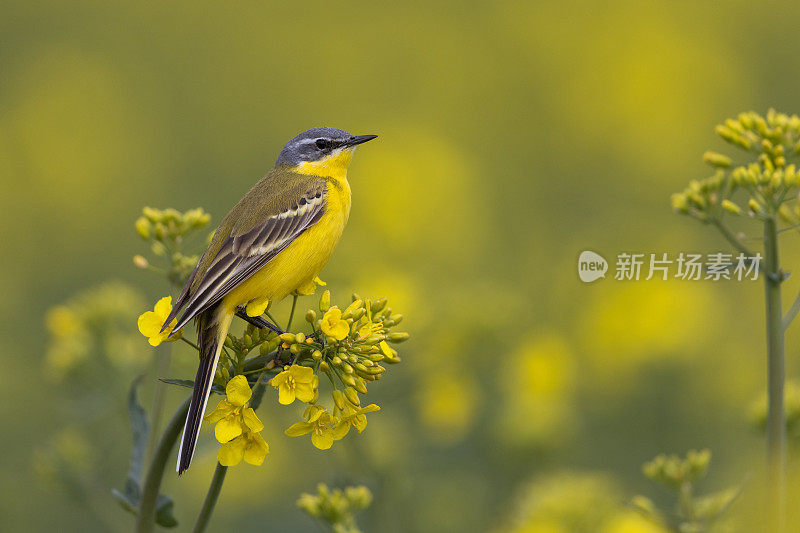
[167, 185, 326, 332]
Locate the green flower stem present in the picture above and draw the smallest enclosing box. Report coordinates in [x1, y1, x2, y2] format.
[286, 294, 298, 331]
[180, 336, 201, 351]
[763, 216, 786, 532]
[711, 218, 754, 256]
[147, 344, 172, 463]
[136, 395, 191, 533]
[192, 463, 228, 533]
[193, 301, 296, 532]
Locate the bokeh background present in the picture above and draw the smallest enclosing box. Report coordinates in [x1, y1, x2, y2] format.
[5, 0, 800, 531]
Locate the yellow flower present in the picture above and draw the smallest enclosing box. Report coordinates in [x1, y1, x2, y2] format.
[269, 364, 317, 405]
[204, 375, 264, 443]
[336, 403, 380, 436]
[320, 307, 349, 341]
[285, 405, 349, 450]
[137, 296, 180, 346]
[217, 429, 269, 466]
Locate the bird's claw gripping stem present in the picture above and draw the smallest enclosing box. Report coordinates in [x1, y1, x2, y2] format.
[235, 307, 284, 334]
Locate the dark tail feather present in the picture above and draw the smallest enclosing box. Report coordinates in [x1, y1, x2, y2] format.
[177, 311, 222, 475]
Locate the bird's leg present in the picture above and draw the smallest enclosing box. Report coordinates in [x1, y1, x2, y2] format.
[235, 307, 284, 334]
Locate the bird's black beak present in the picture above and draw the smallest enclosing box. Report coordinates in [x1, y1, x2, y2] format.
[342, 134, 378, 148]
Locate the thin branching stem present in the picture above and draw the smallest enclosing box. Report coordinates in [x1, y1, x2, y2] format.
[783, 287, 800, 330]
[146, 344, 172, 464]
[135, 396, 191, 533]
[192, 463, 228, 533]
[180, 336, 201, 351]
[711, 218, 755, 256]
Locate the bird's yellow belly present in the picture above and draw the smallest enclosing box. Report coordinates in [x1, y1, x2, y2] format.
[221, 186, 349, 314]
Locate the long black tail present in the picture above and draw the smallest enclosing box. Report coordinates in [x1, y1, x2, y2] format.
[177, 309, 224, 475]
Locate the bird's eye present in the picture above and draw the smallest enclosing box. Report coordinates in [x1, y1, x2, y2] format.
[315, 139, 329, 150]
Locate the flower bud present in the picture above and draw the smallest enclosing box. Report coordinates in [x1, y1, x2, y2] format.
[387, 332, 410, 343]
[343, 299, 363, 318]
[332, 390, 345, 410]
[364, 334, 384, 345]
[312, 350, 322, 361]
[702, 151, 731, 168]
[385, 314, 403, 326]
[135, 217, 151, 239]
[133, 255, 149, 269]
[371, 297, 388, 313]
[319, 290, 331, 312]
[151, 241, 167, 257]
[331, 356, 342, 367]
[154, 222, 166, 240]
[721, 200, 740, 215]
[345, 486, 373, 509]
[344, 387, 360, 406]
[319, 361, 329, 372]
[260, 339, 279, 355]
[342, 362, 354, 374]
[279, 333, 296, 343]
[296, 333, 306, 344]
[353, 377, 368, 394]
[305, 309, 317, 323]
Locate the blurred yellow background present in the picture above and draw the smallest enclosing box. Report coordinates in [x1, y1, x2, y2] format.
[4, 0, 800, 531]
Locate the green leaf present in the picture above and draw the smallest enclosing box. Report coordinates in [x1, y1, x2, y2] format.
[112, 376, 179, 528]
[128, 375, 149, 482]
[112, 376, 149, 517]
[156, 494, 178, 528]
[160, 377, 226, 396]
[692, 485, 742, 522]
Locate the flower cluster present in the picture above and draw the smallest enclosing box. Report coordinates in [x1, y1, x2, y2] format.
[204, 376, 269, 466]
[133, 206, 211, 287]
[138, 285, 407, 464]
[265, 290, 406, 450]
[641, 449, 711, 488]
[672, 109, 800, 223]
[633, 450, 740, 531]
[297, 483, 373, 533]
[45, 282, 146, 380]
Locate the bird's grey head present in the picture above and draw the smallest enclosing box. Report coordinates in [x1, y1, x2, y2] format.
[276, 126, 378, 166]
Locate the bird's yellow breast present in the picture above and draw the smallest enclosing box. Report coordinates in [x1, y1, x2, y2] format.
[221, 155, 352, 314]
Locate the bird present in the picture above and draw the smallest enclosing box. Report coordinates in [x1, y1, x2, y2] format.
[160, 126, 377, 474]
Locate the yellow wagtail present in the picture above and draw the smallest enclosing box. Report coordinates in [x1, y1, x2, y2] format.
[161, 127, 377, 474]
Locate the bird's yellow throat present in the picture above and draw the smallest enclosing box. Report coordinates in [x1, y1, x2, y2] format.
[294, 148, 354, 180]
